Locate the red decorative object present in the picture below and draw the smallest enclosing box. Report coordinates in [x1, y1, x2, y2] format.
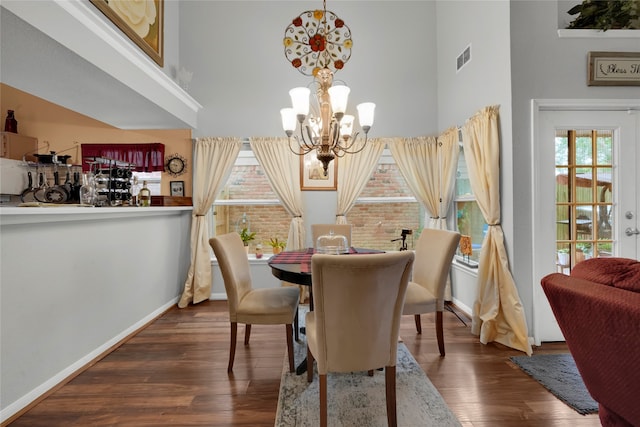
[283, 7, 352, 76]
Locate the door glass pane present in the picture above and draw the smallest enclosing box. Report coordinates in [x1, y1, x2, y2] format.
[555, 167, 568, 203]
[555, 136, 569, 166]
[555, 128, 613, 271]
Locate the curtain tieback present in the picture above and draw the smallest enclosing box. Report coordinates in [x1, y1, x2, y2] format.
[488, 222, 501, 226]
[430, 216, 440, 219]
[293, 215, 302, 218]
[195, 214, 206, 217]
[336, 214, 345, 217]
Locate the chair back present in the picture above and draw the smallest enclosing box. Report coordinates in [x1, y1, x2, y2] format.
[311, 224, 352, 247]
[209, 232, 253, 321]
[310, 251, 414, 374]
[413, 228, 461, 307]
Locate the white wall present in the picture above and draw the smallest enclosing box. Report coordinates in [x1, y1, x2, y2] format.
[509, 0, 639, 328]
[179, 1, 439, 138]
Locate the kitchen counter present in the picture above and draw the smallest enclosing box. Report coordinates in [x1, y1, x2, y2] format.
[0, 205, 192, 226]
[0, 204, 192, 421]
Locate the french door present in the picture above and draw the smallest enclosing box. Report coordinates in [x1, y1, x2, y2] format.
[533, 106, 639, 344]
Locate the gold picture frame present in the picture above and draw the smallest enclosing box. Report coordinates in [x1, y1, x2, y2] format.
[300, 151, 337, 191]
[588, 51, 640, 86]
[91, 0, 164, 67]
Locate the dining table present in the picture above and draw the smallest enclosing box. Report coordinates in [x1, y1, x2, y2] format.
[268, 247, 385, 374]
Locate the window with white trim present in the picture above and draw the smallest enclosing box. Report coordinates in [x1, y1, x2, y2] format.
[454, 144, 485, 266]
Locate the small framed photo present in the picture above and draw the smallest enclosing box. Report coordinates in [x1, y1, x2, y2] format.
[170, 181, 184, 197]
[300, 151, 337, 191]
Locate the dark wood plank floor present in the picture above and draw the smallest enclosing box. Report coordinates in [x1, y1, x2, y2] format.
[7, 300, 600, 427]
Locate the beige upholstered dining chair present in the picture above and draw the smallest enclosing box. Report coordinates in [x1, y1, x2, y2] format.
[209, 232, 299, 373]
[306, 251, 415, 427]
[402, 228, 460, 357]
[311, 223, 352, 248]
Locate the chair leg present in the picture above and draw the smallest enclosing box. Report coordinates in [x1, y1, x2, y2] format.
[228, 322, 238, 373]
[286, 324, 294, 372]
[307, 345, 314, 383]
[414, 314, 422, 334]
[436, 311, 445, 357]
[385, 366, 397, 427]
[244, 324, 252, 345]
[319, 373, 327, 427]
[294, 309, 299, 341]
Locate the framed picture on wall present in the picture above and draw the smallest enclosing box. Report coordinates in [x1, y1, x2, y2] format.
[90, 0, 164, 66]
[170, 181, 184, 197]
[300, 151, 337, 191]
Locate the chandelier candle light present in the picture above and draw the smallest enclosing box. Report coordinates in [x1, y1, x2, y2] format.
[281, 0, 375, 176]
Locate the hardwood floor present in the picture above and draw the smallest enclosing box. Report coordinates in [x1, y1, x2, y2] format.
[7, 300, 600, 426]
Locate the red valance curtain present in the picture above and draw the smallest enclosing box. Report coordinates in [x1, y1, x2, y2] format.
[81, 143, 165, 172]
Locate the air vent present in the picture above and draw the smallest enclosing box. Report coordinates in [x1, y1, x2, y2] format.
[456, 44, 472, 72]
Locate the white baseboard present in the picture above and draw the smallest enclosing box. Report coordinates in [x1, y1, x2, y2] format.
[451, 297, 472, 317]
[0, 297, 179, 424]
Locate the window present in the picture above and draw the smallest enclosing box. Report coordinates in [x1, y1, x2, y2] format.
[132, 171, 161, 195]
[212, 147, 290, 254]
[212, 147, 423, 253]
[349, 149, 424, 251]
[454, 144, 485, 266]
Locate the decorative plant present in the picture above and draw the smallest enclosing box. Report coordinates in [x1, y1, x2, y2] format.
[267, 237, 287, 249]
[566, 0, 640, 30]
[239, 228, 256, 246]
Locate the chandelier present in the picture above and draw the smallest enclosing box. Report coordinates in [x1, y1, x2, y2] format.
[281, 0, 375, 176]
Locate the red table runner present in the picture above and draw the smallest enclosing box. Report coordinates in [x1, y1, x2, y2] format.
[269, 247, 384, 273]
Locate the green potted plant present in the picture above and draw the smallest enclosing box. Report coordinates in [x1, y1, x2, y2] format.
[267, 237, 286, 254]
[239, 228, 256, 253]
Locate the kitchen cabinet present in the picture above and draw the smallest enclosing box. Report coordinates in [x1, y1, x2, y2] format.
[1, 132, 38, 161]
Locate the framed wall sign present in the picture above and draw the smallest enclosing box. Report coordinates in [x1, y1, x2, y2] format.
[588, 51, 640, 86]
[90, 0, 164, 66]
[300, 151, 337, 191]
[170, 181, 184, 197]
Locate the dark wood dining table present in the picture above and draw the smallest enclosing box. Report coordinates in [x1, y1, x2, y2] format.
[268, 247, 385, 374]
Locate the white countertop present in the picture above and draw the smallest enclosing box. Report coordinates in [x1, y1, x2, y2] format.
[0, 205, 193, 225]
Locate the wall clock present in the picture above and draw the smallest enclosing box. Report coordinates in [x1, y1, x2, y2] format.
[165, 153, 187, 177]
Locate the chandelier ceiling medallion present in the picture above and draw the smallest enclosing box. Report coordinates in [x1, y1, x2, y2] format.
[281, 0, 375, 176]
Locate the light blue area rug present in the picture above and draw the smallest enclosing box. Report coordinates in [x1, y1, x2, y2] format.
[275, 307, 461, 426]
[510, 353, 598, 415]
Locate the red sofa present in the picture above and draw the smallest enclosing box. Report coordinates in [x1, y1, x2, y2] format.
[541, 257, 640, 427]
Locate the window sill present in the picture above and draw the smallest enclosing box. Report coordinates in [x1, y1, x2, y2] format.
[211, 254, 275, 265]
[452, 257, 479, 276]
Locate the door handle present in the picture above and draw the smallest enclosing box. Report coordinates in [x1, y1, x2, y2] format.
[625, 227, 640, 236]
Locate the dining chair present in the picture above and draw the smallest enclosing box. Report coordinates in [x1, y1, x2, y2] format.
[210, 232, 300, 373]
[306, 251, 415, 427]
[311, 223, 352, 247]
[402, 228, 460, 357]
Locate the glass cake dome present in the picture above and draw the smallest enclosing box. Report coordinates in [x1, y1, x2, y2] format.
[316, 230, 349, 254]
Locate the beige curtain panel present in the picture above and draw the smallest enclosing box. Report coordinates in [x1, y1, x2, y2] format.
[250, 137, 305, 250]
[336, 137, 385, 225]
[461, 105, 532, 356]
[389, 136, 440, 227]
[178, 137, 242, 308]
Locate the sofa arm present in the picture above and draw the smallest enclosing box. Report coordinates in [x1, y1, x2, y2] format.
[541, 273, 640, 427]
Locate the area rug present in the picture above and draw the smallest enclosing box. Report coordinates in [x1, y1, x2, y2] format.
[275, 307, 461, 426]
[510, 353, 598, 415]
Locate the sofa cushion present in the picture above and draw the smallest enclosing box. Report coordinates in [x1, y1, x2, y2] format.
[571, 258, 640, 293]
